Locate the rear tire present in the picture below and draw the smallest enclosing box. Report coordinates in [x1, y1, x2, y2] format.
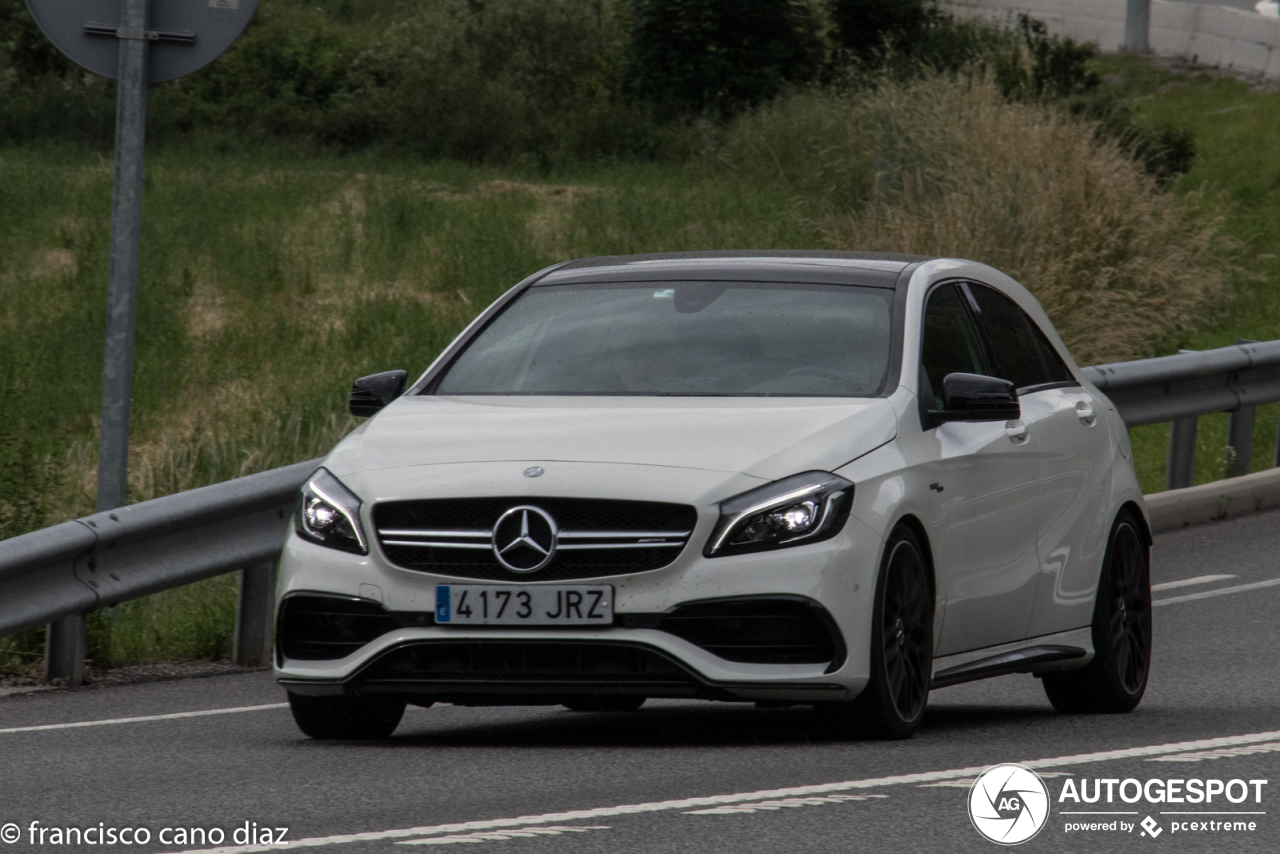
[816, 524, 933, 739]
[562, 695, 646, 712]
[1043, 512, 1151, 714]
[288, 692, 406, 739]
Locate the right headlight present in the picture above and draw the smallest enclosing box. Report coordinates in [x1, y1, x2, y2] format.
[704, 471, 854, 558]
[296, 468, 368, 555]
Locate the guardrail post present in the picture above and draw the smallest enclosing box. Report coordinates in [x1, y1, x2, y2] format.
[234, 561, 277, 666]
[44, 614, 86, 686]
[1275, 413, 1280, 468]
[1167, 416, 1198, 490]
[1227, 406, 1255, 478]
[1125, 0, 1151, 52]
[1226, 339, 1258, 478]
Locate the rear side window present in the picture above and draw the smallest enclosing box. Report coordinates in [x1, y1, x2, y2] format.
[920, 284, 987, 403]
[1026, 319, 1075, 384]
[967, 284, 1055, 391]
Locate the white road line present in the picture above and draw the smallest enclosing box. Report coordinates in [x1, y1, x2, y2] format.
[163, 728, 1280, 854]
[1153, 576, 1280, 606]
[0, 703, 287, 735]
[917, 771, 1075, 789]
[1151, 574, 1235, 592]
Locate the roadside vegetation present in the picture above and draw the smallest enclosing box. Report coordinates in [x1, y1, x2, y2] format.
[1, 0, 1274, 674]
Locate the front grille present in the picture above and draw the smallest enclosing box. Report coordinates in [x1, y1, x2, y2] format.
[374, 497, 698, 581]
[355, 641, 702, 698]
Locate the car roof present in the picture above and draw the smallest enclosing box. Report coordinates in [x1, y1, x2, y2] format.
[537, 251, 933, 288]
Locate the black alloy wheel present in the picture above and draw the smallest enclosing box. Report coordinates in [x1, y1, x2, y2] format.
[1043, 512, 1151, 713]
[287, 692, 406, 739]
[817, 524, 933, 739]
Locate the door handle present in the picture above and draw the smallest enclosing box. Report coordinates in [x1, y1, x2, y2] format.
[1005, 421, 1028, 441]
[1076, 400, 1096, 424]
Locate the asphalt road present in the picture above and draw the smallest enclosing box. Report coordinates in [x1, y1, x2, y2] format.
[3, 510, 1279, 854]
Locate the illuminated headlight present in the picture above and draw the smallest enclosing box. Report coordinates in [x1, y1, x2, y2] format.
[296, 468, 368, 555]
[704, 472, 853, 558]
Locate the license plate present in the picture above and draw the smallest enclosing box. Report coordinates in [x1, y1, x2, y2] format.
[435, 585, 613, 626]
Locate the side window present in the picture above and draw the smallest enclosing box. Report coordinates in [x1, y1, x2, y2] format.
[1026, 318, 1075, 384]
[920, 284, 987, 405]
[966, 284, 1051, 391]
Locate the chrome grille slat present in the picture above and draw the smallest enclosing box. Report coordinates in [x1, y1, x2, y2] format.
[557, 542, 685, 550]
[380, 540, 493, 550]
[378, 529, 490, 538]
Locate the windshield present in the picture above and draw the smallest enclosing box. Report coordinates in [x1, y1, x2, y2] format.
[433, 281, 895, 397]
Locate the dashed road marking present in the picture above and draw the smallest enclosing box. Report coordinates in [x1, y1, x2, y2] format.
[1151, 574, 1235, 592]
[398, 826, 610, 845]
[1153, 576, 1280, 607]
[1147, 740, 1280, 763]
[685, 794, 887, 814]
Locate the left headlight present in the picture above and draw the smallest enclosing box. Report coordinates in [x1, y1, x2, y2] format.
[296, 468, 368, 555]
[704, 471, 854, 558]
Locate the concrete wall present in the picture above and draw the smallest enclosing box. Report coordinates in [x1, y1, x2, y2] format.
[944, 0, 1280, 79]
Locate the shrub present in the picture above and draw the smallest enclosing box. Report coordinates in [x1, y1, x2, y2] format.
[720, 76, 1232, 363]
[827, 0, 934, 63]
[353, 0, 666, 164]
[626, 0, 823, 116]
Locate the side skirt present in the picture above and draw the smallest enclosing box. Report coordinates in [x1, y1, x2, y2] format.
[929, 627, 1093, 690]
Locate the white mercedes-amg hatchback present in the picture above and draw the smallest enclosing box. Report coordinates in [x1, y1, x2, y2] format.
[275, 252, 1153, 739]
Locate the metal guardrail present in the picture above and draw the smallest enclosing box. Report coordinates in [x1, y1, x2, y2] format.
[2, 339, 1280, 683]
[0, 459, 319, 680]
[1082, 339, 1280, 487]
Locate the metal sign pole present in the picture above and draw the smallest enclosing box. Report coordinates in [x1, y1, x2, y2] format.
[44, 0, 151, 686]
[26, 0, 257, 685]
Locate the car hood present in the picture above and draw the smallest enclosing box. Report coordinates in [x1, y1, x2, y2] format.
[325, 395, 897, 482]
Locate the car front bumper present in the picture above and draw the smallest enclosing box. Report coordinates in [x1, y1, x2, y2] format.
[273, 490, 883, 704]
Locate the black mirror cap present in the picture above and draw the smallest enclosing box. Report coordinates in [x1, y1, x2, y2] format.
[349, 370, 408, 417]
[928, 372, 1020, 426]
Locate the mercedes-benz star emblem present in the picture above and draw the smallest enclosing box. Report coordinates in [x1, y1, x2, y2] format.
[492, 505, 558, 573]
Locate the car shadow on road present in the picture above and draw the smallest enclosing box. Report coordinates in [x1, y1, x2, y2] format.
[359, 701, 1062, 749]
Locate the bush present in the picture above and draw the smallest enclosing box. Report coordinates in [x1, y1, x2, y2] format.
[720, 76, 1232, 363]
[626, 0, 823, 116]
[351, 0, 667, 164]
[147, 3, 375, 148]
[827, 0, 934, 63]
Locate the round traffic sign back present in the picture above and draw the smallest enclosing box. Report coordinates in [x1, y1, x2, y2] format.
[24, 0, 259, 83]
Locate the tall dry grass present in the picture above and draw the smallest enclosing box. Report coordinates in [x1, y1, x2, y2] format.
[722, 76, 1237, 364]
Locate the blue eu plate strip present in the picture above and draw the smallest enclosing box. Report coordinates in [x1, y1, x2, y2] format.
[436, 586, 451, 623]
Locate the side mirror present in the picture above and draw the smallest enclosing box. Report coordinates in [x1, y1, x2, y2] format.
[349, 370, 408, 417]
[928, 372, 1020, 426]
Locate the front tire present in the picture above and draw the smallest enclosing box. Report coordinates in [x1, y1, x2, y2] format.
[817, 524, 933, 739]
[288, 692, 406, 739]
[1043, 512, 1151, 713]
